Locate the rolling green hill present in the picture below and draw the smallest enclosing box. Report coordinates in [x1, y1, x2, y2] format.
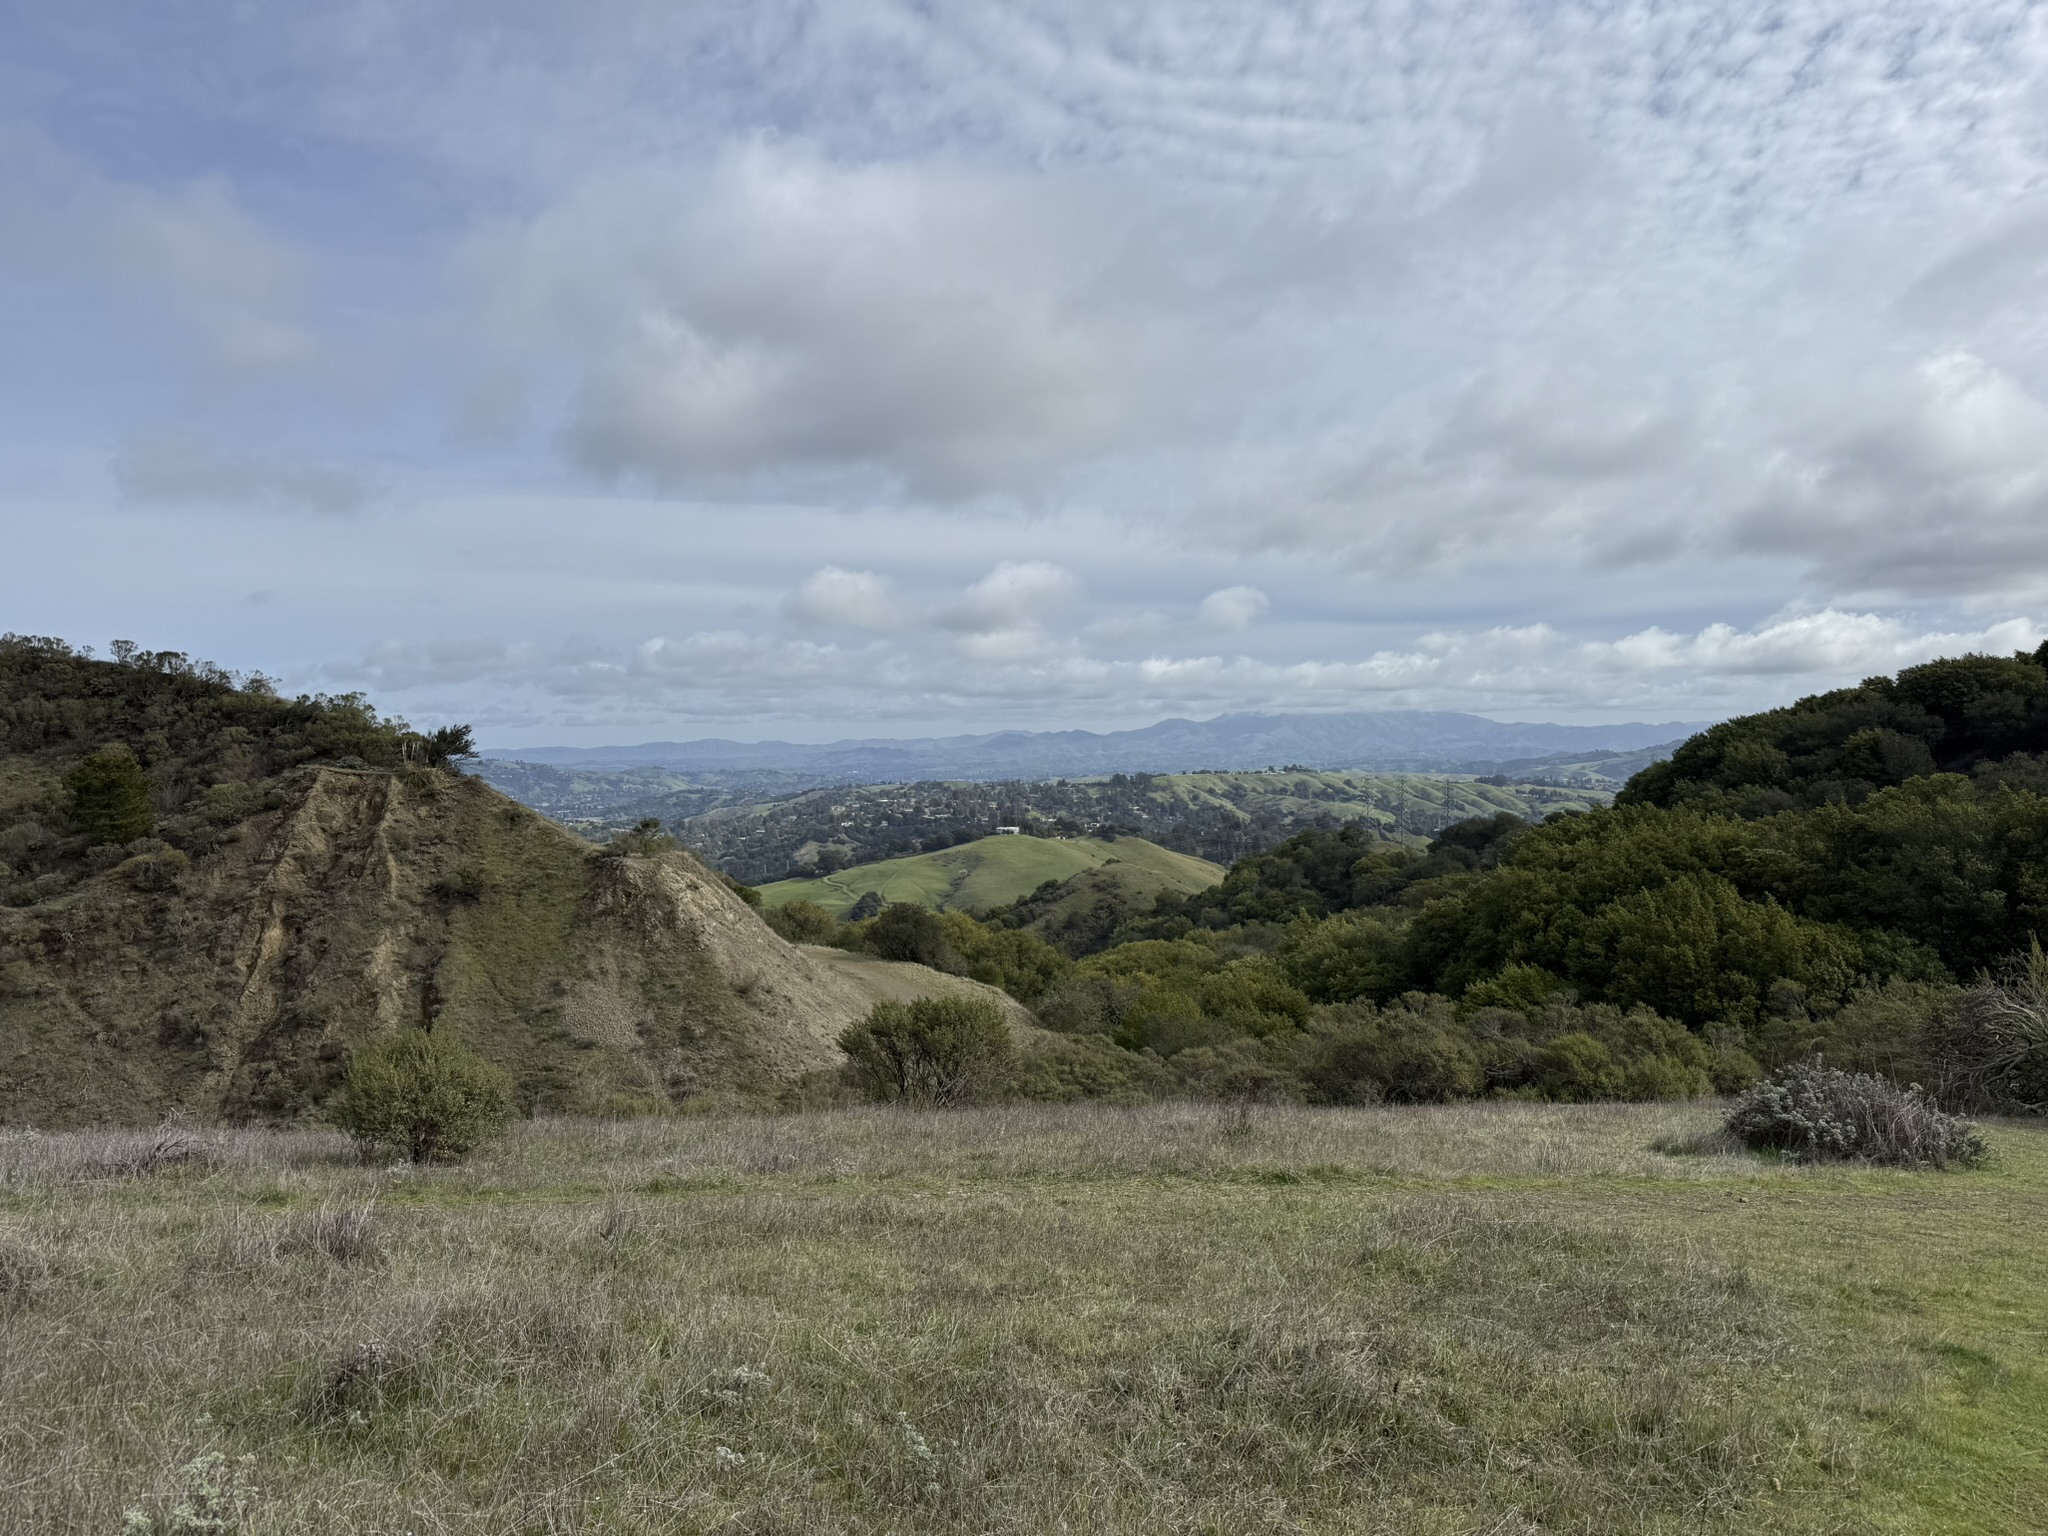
[665, 768, 1610, 881]
[757, 834, 1223, 916]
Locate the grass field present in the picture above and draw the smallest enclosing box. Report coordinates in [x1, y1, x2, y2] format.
[757, 833, 1224, 915]
[2, 1103, 2041, 1534]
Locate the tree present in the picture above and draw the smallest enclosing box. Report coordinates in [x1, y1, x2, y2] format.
[868, 902, 954, 968]
[67, 744, 153, 845]
[837, 995, 1015, 1106]
[328, 1029, 515, 1162]
[421, 724, 477, 769]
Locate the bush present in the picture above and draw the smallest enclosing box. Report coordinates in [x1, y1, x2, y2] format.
[1724, 1061, 1987, 1168]
[1169, 1038, 1305, 1103]
[1301, 1001, 1482, 1104]
[866, 903, 955, 968]
[328, 1029, 516, 1162]
[600, 818, 676, 858]
[837, 994, 1015, 1106]
[765, 898, 841, 944]
[1012, 1034, 1165, 1104]
[1531, 1032, 1626, 1101]
[1943, 940, 2048, 1111]
[939, 911, 1072, 1004]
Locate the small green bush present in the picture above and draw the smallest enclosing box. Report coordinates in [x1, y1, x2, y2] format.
[328, 1029, 515, 1162]
[1725, 1061, 1987, 1168]
[837, 994, 1014, 1107]
[765, 899, 842, 944]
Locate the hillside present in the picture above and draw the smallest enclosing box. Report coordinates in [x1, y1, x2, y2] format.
[656, 769, 1610, 883]
[1622, 645, 2048, 814]
[757, 834, 1223, 916]
[0, 636, 951, 1126]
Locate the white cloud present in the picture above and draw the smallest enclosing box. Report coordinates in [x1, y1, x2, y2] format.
[1197, 585, 1268, 631]
[1726, 350, 2048, 595]
[938, 560, 1084, 636]
[9, 2, 2048, 739]
[473, 141, 1178, 498]
[330, 607, 2046, 737]
[781, 567, 903, 631]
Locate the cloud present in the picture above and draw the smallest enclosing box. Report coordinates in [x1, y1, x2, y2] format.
[473, 141, 1179, 498]
[11, 2, 2048, 741]
[938, 560, 1084, 635]
[329, 606, 2045, 737]
[1728, 351, 2048, 595]
[1197, 585, 1268, 631]
[111, 431, 370, 516]
[0, 131, 317, 376]
[781, 567, 902, 631]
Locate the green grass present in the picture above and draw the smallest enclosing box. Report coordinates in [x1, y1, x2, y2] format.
[1, 1103, 2042, 1533]
[758, 834, 1224, 915]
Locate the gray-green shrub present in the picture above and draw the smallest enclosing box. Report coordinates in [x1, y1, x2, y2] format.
[1724, 1061, 1987, 1168]
[837, 995, 1014, 1107]
[328, 1029, 515, 1162]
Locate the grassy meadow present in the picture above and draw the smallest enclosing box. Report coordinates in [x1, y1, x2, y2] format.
[757, 834, 1223, 915]
[2, 1103, 2042, 1534]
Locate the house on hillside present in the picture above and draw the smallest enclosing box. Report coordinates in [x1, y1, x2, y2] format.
[994, 825, 1021, 835]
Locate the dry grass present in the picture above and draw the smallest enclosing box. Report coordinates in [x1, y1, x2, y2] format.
[0, 1102, 2041, 1534]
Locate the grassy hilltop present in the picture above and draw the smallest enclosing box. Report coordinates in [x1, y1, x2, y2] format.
[758, 833, 1223, 916]
[5, 1103, 2042, 1534]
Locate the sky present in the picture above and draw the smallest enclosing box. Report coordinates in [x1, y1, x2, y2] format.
[2, 1, 2046, 746]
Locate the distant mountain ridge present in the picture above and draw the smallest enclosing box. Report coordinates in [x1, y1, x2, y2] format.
[484, 710, 1709, 780]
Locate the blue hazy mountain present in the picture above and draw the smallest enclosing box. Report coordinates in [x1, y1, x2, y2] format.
[482, 711, 1709, 781]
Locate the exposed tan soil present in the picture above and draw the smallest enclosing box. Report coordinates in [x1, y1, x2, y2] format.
[0, 768, 978, 1126]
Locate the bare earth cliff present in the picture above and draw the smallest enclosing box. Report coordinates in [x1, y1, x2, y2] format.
[0, 765, 902, 1125]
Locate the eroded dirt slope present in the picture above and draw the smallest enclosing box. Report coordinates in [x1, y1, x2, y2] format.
[0, 768, 902, 1125]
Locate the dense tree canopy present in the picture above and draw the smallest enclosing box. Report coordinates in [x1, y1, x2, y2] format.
[1620, 646, 2048, 815]
[1, 634, 475, 909]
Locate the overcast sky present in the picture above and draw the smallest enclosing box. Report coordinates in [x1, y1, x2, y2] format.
[3, 2, 2045, 745]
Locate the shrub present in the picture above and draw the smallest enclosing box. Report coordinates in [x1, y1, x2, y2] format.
[328, 1029, 515, 1162]
[1530, 1032, 1625, 1101]
[765, 898, 841, 944]
[120, 1450, 259, 1535]
[939, 911, 1072, 1004]
[837, 995, 1014, 1106]
[1012, 1034, 1165, 1104]
[1724, 1061, 1987, 1168]
[866, 903, 956, 969]
[1169, 1038, 1305, 1103]
[67, 744, 153, 845]
[600, 818, 676, 858]
[1942, 940, 2048, 1111]
[1301, 1002, 1482, 1104]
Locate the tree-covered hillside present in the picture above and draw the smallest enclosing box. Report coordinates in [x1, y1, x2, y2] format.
[797, 647, 2048, 1115]
[0, 634, 471, 908]
[661, 768, 1605, 883]
[1620, 645, 2048, 815]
